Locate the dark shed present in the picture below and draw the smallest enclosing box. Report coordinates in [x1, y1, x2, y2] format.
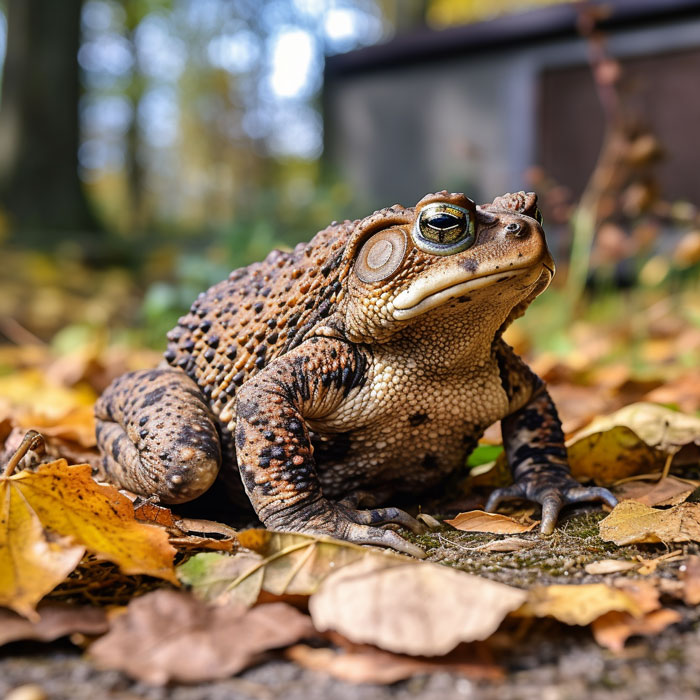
[324, 0, 700, 211]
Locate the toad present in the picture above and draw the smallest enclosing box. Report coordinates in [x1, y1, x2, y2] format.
[96, 191, 616, 557]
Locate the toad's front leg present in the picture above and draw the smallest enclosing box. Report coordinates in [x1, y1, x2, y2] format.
[487, 385, 617, 533]
[232, 337, 425, 558]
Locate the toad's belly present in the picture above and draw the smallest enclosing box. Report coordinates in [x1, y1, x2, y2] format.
[310, 412, 489, 499]
[306, 364, 509, 499]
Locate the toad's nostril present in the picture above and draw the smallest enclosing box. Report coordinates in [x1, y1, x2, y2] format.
[505, 222, 526, 236]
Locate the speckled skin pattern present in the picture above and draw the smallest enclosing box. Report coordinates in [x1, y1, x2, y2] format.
[96, 191, 615, 556]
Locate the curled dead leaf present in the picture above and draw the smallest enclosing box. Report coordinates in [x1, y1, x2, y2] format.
[592, 609, 681, 652]
[309, 558, 527, 656]
[445, 510, 536, 534]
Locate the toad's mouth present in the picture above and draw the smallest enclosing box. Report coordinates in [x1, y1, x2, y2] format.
[391, 263, 553, 321]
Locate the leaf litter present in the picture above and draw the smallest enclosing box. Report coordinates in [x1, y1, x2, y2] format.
[1, 343, 700, 684]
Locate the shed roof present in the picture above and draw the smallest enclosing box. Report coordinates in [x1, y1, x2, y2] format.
[325, 0, 700, 77]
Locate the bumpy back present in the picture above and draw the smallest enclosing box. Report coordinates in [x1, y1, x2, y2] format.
[163, 218, 358, 421]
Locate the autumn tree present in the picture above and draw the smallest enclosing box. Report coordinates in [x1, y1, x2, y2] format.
[0, 0, 101, 241]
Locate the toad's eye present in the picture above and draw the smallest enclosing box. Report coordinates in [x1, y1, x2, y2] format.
[355, 228, 408, 283]
[413, 203, 475, 255]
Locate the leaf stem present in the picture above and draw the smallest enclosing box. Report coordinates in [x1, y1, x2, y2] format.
[2, 430, 45, 478]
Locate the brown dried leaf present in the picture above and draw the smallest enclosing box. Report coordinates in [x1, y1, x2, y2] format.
[175, 517, 239, 540]
[19, 406, 96, 448]
[178, 531, 406, 608]
[517, 584, 641, 625]
[0, 603, 108, 647]
[133, 501, 177, 529]
[612, 579, 661, 613]
[169, 534, 237, 553]
[615, 477, 696, 507]
[89, 590, 314, 684]
[591, 609, 681, 652]
[285, 642, 503, 684]
[600, 501, 700, 545]
[474, 537, 536, 553]
[445, 510, 536, 534]
[584, 560, 639, 575]
[309, 558, 527, 656]
[681, 555, 700, 605]
[133, 505, 239, 552]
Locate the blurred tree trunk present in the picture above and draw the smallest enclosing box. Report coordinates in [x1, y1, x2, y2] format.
[124, 2, 147, 234]
[0, 0, 101, 240]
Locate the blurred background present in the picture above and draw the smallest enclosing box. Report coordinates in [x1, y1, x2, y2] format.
[0, 0, 698, 399]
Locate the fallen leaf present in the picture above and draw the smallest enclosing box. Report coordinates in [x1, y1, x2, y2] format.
[0, 440, 86, 617]
[568, 426, 665, 485]
[615, 476, 696, 507]
[285, 642, 503, 684]
[133, 501, 177, 528]
[1, 452, 177, 616]
[169, 534, 237, 552]
[681, 555, 700, 605]
[308, 558, 527, 656]
[473, 537, 536, 553]
[645, 370, 700, 413]
[19, 406, 96, 448]
[445, 510, 536, 534]
[0, 520, 83, 620]
[416, 513, 441, 529]
[12, 460, 177, 581]
[591, 609, 681, 652]
[596, 403, 700, 452]
[568, 403, 700, 485]
[584, 560, 639, 575]
[89, 590, 314, 684]
[600, 501, 700, 544]
[175, 517, 239, 540]
[0, 603, 108, 646]
[178, 530, 406, 608]
[0, 369, 96, 421]
[634, 549, 685, 576]
[612, 579, 661, 613]
[133, 505, 238, 552]
[517, 584, 641, 625]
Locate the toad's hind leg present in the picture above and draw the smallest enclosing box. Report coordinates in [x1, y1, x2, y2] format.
[95, 368, 221, 503]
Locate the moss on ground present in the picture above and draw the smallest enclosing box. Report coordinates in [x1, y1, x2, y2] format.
[407, 506, 686, 588]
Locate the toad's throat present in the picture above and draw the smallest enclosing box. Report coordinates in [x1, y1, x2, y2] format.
[391, 264, 541, 320]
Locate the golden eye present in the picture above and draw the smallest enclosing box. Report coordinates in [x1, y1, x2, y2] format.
[413, 203, 475, 255]
[355, 228, 407, 283]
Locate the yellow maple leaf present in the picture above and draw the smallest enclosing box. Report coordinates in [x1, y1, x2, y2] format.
[0, 432, 177, 618]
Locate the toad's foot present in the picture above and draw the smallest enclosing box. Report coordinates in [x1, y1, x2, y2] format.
[485, 475, 617, 535]
[267, 499, 427, 558]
